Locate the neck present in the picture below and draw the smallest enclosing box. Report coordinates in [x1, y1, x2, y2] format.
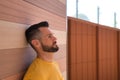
[37, 51, 54, 62]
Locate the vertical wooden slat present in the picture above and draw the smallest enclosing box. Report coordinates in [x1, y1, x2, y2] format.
[76, 21, 82, 63]
[68, 19, 76, 64]
[68, 17, 97, 80]
[96, 25, 99, 80]
[76, 64, 83, 80]
[69, 65, 77, 80]
[76, 21, 82, 80]
[118, 31, 120, 80]
[93, 25, 97, 80]
[98, 26, 118, 80]
[108, 30, 112, 80]
[113, 31, 118, 80]
[83, 23, 88, 80]
[87, 25, 93, 80]
[68, 18, 77, 80]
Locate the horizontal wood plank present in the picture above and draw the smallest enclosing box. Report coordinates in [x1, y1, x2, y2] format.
[1, 71, 25, 80]
[58, 0, 66, 4]
[24, 0, 66, 18]
[0, 0, 66, 31]
[0, 47, 36, 79]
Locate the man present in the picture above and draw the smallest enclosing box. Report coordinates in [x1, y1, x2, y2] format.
[23, 21, 64, 80]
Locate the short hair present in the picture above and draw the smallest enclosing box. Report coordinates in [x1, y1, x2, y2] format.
[25, 21, 49, 44]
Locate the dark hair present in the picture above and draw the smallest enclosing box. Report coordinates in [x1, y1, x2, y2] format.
[25, 21, 49, 44]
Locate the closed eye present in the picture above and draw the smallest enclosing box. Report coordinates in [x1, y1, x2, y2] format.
[47, 33, 54, 38]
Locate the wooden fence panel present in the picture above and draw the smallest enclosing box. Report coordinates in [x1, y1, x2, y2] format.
[68, 17, 97, 80]
[68, 17, 119, 80]
[98, 26, 118, 80]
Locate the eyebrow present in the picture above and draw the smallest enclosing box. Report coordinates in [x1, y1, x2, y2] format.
[47, 33, 54, 36]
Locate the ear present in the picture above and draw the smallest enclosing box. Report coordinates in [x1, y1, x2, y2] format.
[31, 39, 41, 48]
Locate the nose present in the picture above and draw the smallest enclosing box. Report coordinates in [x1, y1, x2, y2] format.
[53, 35, 57, 41]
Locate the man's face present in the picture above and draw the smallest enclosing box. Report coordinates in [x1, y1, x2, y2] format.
[38, 27, 59, 52]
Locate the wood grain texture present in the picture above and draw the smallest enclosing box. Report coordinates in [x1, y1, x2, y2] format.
[58, 0, 66, 4]
[68, 17, 119, 80]
[68, 17, 97, 80]
[0, 0, 66, 31]
[119, 31, 120, 80]
[1, 71, 25, 80]
[0, 0, 66, 80]
[0, 47, 36, 79]
[68, 18, 77, 64]
[0, 20, 27, 49]
[98, 26, 118, 80]
[24, 0, 66, 18]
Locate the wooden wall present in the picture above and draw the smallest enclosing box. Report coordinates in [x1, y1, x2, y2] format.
[68, 17, 97, 80]
[68, 17, 120, 80]
[98, 26, 118, 80]
[0, 0, 66, 80]
[118, 31, 120, 80]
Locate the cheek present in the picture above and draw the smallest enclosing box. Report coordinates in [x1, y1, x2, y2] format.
[42, 39, 52, 45]
[41, 37, 54, 45]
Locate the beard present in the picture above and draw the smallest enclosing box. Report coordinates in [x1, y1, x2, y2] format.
[41, 41, 59, 52]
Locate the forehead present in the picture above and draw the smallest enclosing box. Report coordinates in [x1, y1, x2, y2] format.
[38, 27, 52, 35]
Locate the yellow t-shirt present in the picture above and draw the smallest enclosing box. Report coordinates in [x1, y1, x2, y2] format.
[23, 58, 64, 80]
